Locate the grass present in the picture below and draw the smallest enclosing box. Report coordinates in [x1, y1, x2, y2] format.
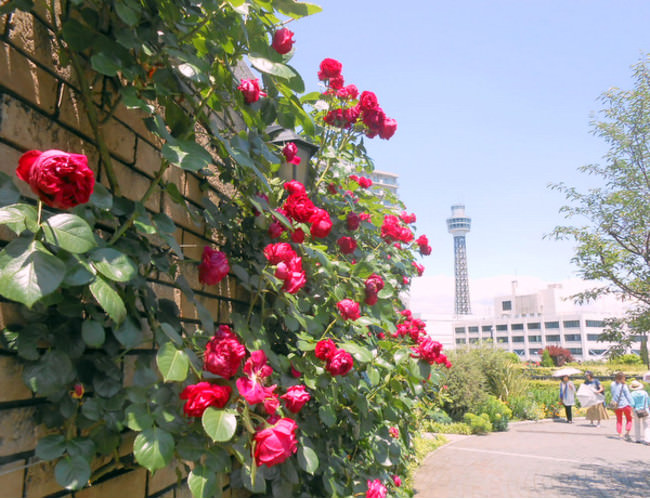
[403, 433, 447, 494]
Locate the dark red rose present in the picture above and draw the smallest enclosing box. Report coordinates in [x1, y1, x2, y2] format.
[337, 236, 357, 255]
[180, 382, 231, 417]
[291, 228, 305, 243]
[309, 208, 332, 238]
[16, 149, 95, 209]
[337, 299, 360, 321]
[315, 339, 336, 360]
[198, 246, 230, 285]
[203, 325, 246, 378]
[253, 418, 298, 467]
[346, 212, 360, 231]
[280, 385, 310, 413]
[282, 142, 301, 165]
[359, 91, 380, 112]
[271, 27, 294, 54]
[325, 349, 354, 376]
[284, 193, 317, 224]
[318, 58, 343, 80]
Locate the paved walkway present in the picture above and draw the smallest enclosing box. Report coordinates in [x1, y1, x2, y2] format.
[414, 417, 650, 497]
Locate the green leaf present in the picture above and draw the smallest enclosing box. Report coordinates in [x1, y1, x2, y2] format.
[90, 248, 137, 282]
[249, 54, 300, 81]
[90, 52, 120, 76]
[62, 256, 96, 286]
[114, 0, 140, 26]
[61, 18, 95, 51]
[89, 275, 126, 324]
[159, 322, 184, 347]
[318, 405, 336, 427]
[366, 366, 380, 386]
[66, 438, 95, 460]
[297, 445, 319, 474]
[156, 342, 189, 382]
[125, 404, 154, 431]
[340, 342, 373, 363]
[0, 238, 65, 308]
[35, 435, 66, 461]
[274, 0, 322, 18]
[0, 172, 20, 206]
[42, 214, 97, 254]
[81, 320, 105, 348]
[188, 465, 218, 498]
[89, 183, 113, 210]
[161, 140, 213, 172]
[133, 427, 175, 473]
[0, 203, 37, 235]
[113, 317, 143, 349]
[202, 408, 237, 442]
[55, 455, 91, 490]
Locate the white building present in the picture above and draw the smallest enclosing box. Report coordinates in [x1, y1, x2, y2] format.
[369, 170, 399, 208]
[452, 283, 621, 361]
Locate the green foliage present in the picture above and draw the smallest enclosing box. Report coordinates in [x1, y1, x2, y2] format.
[476, 395, 511, 431]
[462, 413, 492, 434]
[613, 353, 643, 365]
[421, 421, 472, 435]
[640, 337, 649, 367]
[541, 349, 554, 367]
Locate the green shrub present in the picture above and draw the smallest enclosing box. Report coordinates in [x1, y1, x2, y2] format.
[422, 421, 472, 435]
[508, 395, 545, 421]
[429, 408, 452, 424]
[463, 413, 493, 434]
[541, 349, 554, 367]
[613, 353, 643, 365]
[477, 395, 512, 431]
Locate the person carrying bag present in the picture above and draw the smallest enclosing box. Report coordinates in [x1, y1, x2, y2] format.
[610, 372, 634, 441]
[629, 380, 650, 444]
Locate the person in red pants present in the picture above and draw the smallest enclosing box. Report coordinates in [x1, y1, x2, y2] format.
[610, 371, 634, 440]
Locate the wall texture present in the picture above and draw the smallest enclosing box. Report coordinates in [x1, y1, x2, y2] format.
[0, 6, 246, 497]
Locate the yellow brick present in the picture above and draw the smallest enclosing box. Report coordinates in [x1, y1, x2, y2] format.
[57, 83, 92, 134]
[111, 161, 160, 212]
[0, 141, 23, 180]
[174, 482, 192, 498]
[0, 460, 25, 498]
[134, 139, 163, 177]
[101, 117, 136, 164]
[0, 302, 23, 334]
[161, 192, 193, 231]
[181, 231, 209, 264]
[0, 407, 39, 456]
[148, 460, 182, 495]
[113, 106, 157, 144]
[0, 41, 59, 114]
[24, 458, 61, 497]
[76, 467, 147, 498]
[0, 356, 32, 402]
[6, 10, 63, 76]
[0, 14, 7, 36]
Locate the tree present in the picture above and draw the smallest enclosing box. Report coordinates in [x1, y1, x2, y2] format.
[641, 335, 649, 368]
[550, 55, 650, 351]
[540, 345, 574, 367]
[540, 348, 554, 367]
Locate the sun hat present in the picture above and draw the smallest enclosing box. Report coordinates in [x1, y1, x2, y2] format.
[629, 380, 644, 391]
[585, 371, 593, 377]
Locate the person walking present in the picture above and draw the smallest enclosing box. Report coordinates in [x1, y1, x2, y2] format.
[559, 375, 576, 423]
[584, 370, 608, 427]
[629, 380, 650, 444]
[610, 371, 634, 440]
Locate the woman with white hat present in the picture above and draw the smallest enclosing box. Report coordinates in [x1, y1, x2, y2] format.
[629, 380, 650, 444]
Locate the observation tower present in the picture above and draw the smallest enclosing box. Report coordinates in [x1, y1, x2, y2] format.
[447, 204, 472, 315]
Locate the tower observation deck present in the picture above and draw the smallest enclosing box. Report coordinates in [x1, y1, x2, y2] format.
[447, 204, 472, 315]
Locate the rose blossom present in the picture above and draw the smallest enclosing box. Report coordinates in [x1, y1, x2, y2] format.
[366, 479, 387, 498]
[412, 261, 425, 276]
[318, 58, 343, 80]
[309, 208, 333, 238]
[280, 385, 310, 413]
[359, 213, 372, 222]
[364, 273, 385, 306]
[236, 350, 274, 405]
[400, 211, 416, 224]
[281, 142, 301, 165]
[291, 228, 305, 243]
[337, 236, 357, 255]
[337, 84, 359, 100]
[198, 246, 230, 285]
[180, 382, 231, 417]
[389, 426, 399, 438]
[359, 91, 380, 112]
[337, 299, 360, 321]
[203, 325, 246, 378]
[284, 193, 316, 223]
[379, 116, 398, 140]
[325, 348, 354, 376]
[393, 475, 402, 487]
[237, 78, 266, 103]
[271, 27, 294, 54]
[263, 387, 280, 415]
[268, 220, 284, 239]
[346, 212, 360, 231]
[253, 417, 298, 467]
[16, 149, 95, 209]
[315, 339, 337, 361]
[264, 242, 295, 265]
[416, 235, 432, 256]
[284, 179, 306, 195]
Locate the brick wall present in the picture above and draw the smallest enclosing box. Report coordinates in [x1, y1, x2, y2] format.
[0, 7, 246, 498]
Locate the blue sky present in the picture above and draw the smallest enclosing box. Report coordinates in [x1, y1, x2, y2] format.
[286, 0, 650, 285]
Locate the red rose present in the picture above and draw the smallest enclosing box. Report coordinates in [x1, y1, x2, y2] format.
[364, 273, 385, 306]
[203, 325, 246, 378]
[180, 382, 231, 417]
[337, 236, 357, 255]
[366, 479, 387, 498]
[268, 220, 284, 239]
[399, 211, 416, 224]
[358, 176, 373, 188]
[337, 298, 360, 321]
[328, 74, 345, 90]
[416, 235, 432, 256]
[198, 246, 230, 285]
[271, 27, 294, 54]
[281, 142, 301, 165]
[309, 208, 332, 238]
[315, 339, 337, 361]
[282, 268, 306, 294]
[359, 213, 371, 222]
[393, 475, 402, 487]
[263, 388, 280, 415]
[280, 385, 310, 413]
[411, 336, 443, 365]
[71, 383, 84, 399]
[264, 242, 296, 265]
[325, 349, 354, 376]
[379, 116, 397, 140]
[253, 418, 298, 467]
[412, 261, 425, 276]
[291, 228, 305, 243]
[237, 78, 266, 103]
[389, 426, 399, 438]
[16, 149, 95, 209]
[318, 58, 343, 80]
[284, 180, 306, 195]
[284, 193, 316, 224]
[359, 91, 380, 112]
[337, 84, 359, 100]
[346, 212, 360, 231]
[327, 182, 338, 195]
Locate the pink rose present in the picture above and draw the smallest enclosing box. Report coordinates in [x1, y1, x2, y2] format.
[180, 382, 231, 417]
[203, 326, 246, 379]
[271, 27, 294, 54]
[309, 208, 332, 238]
[281, 142, 301, 165]
[315, 339, 337, 361]
[198, 246, 230, 285]
[254, 417, 298, 467]
[325, 349, 354, 376]
[389, 426, 399, 438]
[318, 58, 343, 80]
[337, 236, 357, 255]
[366, 480, 387, 498]
[238, 78, 266, 103]
[280, 385, 310, 413]
[17, 149, 95, 209]
[337, 299, 360, 321]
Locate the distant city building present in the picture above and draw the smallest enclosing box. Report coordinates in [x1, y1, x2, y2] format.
[369, 170, 399, 207]
[447, 204, 472, 315]
[452, 283, 620, 361]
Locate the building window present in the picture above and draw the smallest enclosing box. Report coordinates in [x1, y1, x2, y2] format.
[528, 322, 541, 330]
[564, 334, 581, 342]
[568, 348, 583, 355]
[529, 348, 540, 355]
[469, 338, 479, 344]
[513, 350, 525, 357]
[496, 324, 508, 331]
[481, 325, 492, 332]
[546, 335, 561, 342]
[545, 321, 559, 329]
[512, 323, 524, 331]
[563, 320, 580, 328]
[586, 320, 605, 328]
[528, 335, 542, 343]
[497, 337, 508, 343]
[589, 349, 606, 356]
[468, 326, 479, 333]
[456, 338, 466, 344]
[587, 334, 602, 341]
[512, 336, 525, 343]
[502, 300, 512, 311]
[455, 327, 465, 334]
